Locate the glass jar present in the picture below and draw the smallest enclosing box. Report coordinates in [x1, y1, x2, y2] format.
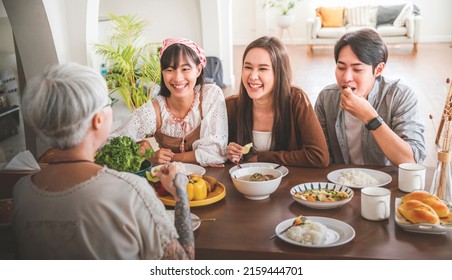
[430, 150, 452, 203]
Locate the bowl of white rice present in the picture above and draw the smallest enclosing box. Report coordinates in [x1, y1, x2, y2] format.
[275, 216, 356, 247]
[337, 169, 378, 186]
[327, 168, 392, 188]
[285, 221, 328, 245]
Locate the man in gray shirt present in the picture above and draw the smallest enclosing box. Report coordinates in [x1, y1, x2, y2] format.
[314, 29, 425, 166]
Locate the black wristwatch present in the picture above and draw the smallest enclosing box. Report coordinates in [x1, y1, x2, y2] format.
[365, 116, 383, 131]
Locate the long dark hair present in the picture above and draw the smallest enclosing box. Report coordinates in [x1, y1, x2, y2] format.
[159, 43, 205, 97]
[236, 36, 292, 151]
[334, 28, 388, 72]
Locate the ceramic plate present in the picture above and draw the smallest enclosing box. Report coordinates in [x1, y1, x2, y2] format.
[327, 168, 392, 188]
[394, 197, 452, 234]
[229, 162, 289, 177]
[275, 216, 355, 248]
[152, 163, 206, 176]
[166, 210, 201, 231]
[290, 182, 354, 209]
[158, 181, 226, 207]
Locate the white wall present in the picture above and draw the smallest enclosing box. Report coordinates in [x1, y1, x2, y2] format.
[200, 0, 234, 86]
[43, 0, 99, 67]
[99, 0, 203, 45]
[232, 0, 452, 45]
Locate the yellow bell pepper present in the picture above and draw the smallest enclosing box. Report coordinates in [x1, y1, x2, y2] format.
[186, 182, 194, 201]
[186, 176, 207, 201]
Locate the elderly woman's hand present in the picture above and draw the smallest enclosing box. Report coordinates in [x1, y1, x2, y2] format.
[154, 164, 178, 198]
[154, 163, 185, 199]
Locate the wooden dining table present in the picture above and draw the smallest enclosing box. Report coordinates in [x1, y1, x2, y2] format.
[1, 163, 451, 260]
[189, 163, 452, 260]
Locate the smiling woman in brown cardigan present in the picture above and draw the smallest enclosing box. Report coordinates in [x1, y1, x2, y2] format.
[226, 36, 329, 168]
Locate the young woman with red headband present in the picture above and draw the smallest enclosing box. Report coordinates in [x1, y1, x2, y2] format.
[112, 38, 228, 167]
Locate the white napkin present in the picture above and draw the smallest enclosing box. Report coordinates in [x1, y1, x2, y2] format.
[0, 150, 41, 171]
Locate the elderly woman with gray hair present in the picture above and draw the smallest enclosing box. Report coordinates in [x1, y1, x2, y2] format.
[13, 63, 194, 260]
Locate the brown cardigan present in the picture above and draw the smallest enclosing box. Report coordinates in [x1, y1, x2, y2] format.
[226, 87, 329, 168]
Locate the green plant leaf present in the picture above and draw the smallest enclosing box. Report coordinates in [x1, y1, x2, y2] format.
[93, 14, 161, 111]
[262, 0, 301, 15]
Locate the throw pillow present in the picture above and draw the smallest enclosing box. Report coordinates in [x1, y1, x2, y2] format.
[346, 6, 371, 26]
[393, 3, 414, 27]
[376, 4, 404, 26]
[316, 7, 345, 27]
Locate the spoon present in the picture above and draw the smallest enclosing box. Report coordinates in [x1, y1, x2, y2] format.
[233, 160, 243, 178]
[269, 215, 306, 240]
[192, 217, 216, 222]
[274, 164, 283, 170]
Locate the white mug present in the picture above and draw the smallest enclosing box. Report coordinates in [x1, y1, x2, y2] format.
[398, 163, 426, 192]
[361, 187, 391, 221]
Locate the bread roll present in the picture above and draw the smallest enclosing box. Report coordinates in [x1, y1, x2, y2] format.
[398, 200, 440, 224]
[401, 191, 450, 218]
[440, 213, 452, 225]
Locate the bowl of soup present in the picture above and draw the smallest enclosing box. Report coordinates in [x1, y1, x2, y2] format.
[230, 167, 283, 200]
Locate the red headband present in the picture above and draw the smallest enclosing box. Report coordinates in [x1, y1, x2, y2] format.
[160, 38, 207, 68]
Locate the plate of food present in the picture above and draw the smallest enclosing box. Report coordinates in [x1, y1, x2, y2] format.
[275, 216, 355, 248]
[155, 175, 226, 207]
[166, 210, 201, 231]
[327, 168, 392, 188]
[151, 163, 206, 176]
[395, 191, 452, 234]
[229, 162, 289, 177]
[290, 182, 354, 209]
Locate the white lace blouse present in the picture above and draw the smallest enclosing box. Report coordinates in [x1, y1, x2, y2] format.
[111, 84, 228, 166]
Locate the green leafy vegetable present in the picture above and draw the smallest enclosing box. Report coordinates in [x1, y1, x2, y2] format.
[94, 136, 153, 172]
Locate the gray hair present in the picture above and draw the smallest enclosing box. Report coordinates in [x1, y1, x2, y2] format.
[21, 63, 109, 149]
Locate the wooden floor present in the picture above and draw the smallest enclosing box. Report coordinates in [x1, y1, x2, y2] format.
[227, 42, 452, 167]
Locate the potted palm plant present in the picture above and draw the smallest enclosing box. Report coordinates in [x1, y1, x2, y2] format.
[94, 14, 161, 111]
[263, 0, 301, 29]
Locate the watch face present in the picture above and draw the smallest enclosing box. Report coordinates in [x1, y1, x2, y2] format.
[367, 116, 383, 130]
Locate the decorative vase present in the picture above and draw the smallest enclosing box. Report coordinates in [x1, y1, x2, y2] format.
[430, 150, 452, 203]
[276, 15, 294, 29]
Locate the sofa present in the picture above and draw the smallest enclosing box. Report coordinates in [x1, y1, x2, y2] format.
[306, 4, 421, 53]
